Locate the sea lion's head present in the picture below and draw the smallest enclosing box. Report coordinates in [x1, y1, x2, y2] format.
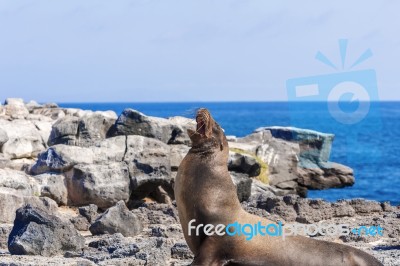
[187, 108, 228, 153]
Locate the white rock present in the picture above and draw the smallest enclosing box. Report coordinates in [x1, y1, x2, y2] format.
[0, 119, 47, 159]
[0, 168, 39, 196]
[4, 98, 29, 119]
[33, 173, 68, 205]
[95, 110, 118, 120]
[0, 189, 58, 223]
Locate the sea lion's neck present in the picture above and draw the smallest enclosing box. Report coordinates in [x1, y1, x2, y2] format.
[189, 145, 228, 160]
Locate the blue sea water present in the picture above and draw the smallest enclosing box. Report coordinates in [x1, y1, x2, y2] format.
[58, 102, 400, 205]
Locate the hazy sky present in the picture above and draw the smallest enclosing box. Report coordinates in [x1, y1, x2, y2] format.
[0, 0, 399, 102]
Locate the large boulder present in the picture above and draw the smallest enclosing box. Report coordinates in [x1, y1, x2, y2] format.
[125, 136, 172, 200]
[167, 116, 193, 145]
[297, 162, 354, 189]
[229, 131, 300, 195]
[31, 137, 126, 175]
[48, 116, 80, 146]
[65, 162, 131, 208]
[257, 126, 334, 166]
[33, 173, 68, 205]
[89, 201, 142, 237]
[0, 168, 39, 196]
[113, 109, 191, 145]
[0, 119, 47, 159]
[169, 144, 190, 171]
[0, 190, 58, 223]
[31, 120, 53, 146]
[31, 145, 95, 174]
[8, 205, 85, 256]
[256, 138, 300, 191]
[228, 151, 261, 177]
[3, 98, 29, 119]
[48, 113, 116, 147]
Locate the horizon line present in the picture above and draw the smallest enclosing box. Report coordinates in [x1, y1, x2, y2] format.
[54, 100, 400, 104]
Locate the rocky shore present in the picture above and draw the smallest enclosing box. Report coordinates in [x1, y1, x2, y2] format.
[0, 98, 398, 265]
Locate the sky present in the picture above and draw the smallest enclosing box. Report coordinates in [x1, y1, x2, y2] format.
[0, 0, 399, 102]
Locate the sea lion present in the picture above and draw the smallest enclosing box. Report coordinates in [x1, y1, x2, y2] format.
[174, 108, 383, 266]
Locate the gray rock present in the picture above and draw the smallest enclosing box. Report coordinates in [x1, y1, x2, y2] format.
[25, 100, 42, 112]
[113, 109, 191, 145]
[89, 201, 142, 237]
[70, 215, 90, 231]
[31, 145, 95, 174]
[149, 224, 183, 239]
[251, 194, 298, 222]
[48, 113, 116, 147]
[333, 201, 356, 217]
[381, 201, 396, 212]
[169, 144, 190, 171]
[0, 157, 35, 172]
[228, 151, 261, 177]
[0, 224, 12, 249]
[43, 103, 59, 108]
[86, 233, 140, 261]
[84, 233, 142, 263]
[167, 116, 193, 145]
[131, 202, 178, 226]
[250, 179, 282, 197]
[78, 113, 116, 146]
[0, 128, 8, 148]
[0, 168, 39, 196]
[294, 198, 334, 223]
[113, 109, 171, 142]
[125, 136, 172, 200]
[0, 190, 58, 223]
[8, 205, 85, 256]
[48, 116, 80, 146]
[171, 243, 194, 260]
[31, 137, 126, 175]
[256, 137, 300, 189]
[236, 130, 273, 147]
[4, 98, 24, 105]
[297, 162, 355, 190]
[33, 173, 68, 205]
[79, 204, 99, 223]
[0, 119, 47, 159]
[32, 120, 53, 146]
[3, 98, 29, 119]
[31, 107, 66, 120]
[0, 191, 26, 223]
[230, 172, 252, 202]
[349, 199, 383, 214]
[257, 126, 334, 165]
[65, 162, 130, 208]
[133, 237, 173, 265]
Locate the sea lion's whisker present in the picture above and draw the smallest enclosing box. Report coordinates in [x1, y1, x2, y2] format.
[192, 122, 205, 137]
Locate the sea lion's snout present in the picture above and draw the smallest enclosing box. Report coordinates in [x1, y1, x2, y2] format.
[195, 108, 212, 138]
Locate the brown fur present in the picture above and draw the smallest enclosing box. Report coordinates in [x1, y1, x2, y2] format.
[175, 108, 383, 266]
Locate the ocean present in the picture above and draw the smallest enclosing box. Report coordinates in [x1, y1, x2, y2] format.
[58, 102, 400, 206]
